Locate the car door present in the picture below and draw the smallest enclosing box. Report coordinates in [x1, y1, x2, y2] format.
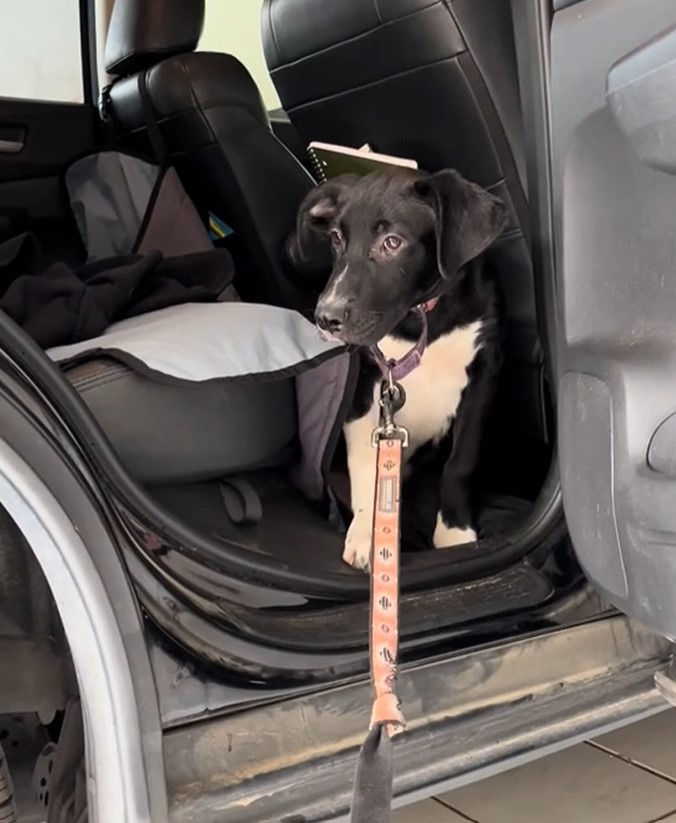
[0, 0, 100, 264]
[531, 0, 676, 640]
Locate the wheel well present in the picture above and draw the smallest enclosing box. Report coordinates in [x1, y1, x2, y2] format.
[0, 504, 75, 718]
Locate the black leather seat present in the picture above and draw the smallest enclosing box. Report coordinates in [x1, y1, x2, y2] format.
[103, 0, 316, 309]
[262, 0, 547, 450]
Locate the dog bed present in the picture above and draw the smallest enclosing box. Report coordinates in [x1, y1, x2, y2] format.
[50, 302, 355, 501]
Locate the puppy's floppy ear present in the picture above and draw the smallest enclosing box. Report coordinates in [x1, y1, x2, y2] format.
[415, 169, 508, 279]
[286, 175, 358, 270]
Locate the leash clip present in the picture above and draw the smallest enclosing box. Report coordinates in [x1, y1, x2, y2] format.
[371, 374, 409, 448]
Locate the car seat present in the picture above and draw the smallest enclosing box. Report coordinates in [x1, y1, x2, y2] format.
[103, 0, 317, 309]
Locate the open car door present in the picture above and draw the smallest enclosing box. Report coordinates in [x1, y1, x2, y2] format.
[543, 0, 676, 644]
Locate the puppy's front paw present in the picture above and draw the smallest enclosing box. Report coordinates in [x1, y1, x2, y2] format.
[433, 513, 477, 549]
[343, 520, 372, 571]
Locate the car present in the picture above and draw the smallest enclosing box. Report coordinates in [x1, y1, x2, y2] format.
[1, 0, 676, 820]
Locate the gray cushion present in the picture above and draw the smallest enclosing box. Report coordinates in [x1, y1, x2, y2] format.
[48, 302, 343, 381]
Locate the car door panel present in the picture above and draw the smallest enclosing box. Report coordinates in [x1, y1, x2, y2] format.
[607, 28, 676, 177]
[0, 99, 96, 183]
[0, 99, 98, 262]
[552, 0, 676, 636]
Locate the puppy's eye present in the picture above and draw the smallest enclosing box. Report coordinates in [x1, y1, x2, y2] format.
[383, 235, 403, 252]
[330, 230, 344, 249]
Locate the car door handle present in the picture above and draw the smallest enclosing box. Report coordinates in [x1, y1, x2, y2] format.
[0, 125, 26, 154]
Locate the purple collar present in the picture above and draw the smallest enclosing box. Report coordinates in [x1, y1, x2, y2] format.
[369, 305, 429, 382]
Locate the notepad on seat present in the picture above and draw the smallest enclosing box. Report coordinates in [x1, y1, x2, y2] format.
[307, 142, 418, 182]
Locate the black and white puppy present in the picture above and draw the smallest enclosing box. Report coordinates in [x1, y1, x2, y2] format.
[288, 168, 507, 571]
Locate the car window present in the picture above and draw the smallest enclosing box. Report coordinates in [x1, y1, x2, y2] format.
[0, 0, 84, 103]
[199, 0, 281, 110]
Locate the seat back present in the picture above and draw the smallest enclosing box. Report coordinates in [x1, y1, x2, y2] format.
[103, 0, 316, 309]
[262, 0, 548, 455]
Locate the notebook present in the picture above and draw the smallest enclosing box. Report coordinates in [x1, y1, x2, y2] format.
[307, 142, 418, 183]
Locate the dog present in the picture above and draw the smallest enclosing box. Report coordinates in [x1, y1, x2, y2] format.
[287, 168, 507, 571]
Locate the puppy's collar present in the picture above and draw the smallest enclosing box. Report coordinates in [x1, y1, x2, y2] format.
[370, 301, 436, 382]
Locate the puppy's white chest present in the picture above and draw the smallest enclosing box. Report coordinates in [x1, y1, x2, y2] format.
[377, 322, 483, 451]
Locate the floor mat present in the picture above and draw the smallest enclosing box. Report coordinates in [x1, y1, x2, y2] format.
[150, 474, 532, 576]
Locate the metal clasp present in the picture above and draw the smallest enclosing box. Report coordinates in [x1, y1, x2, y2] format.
[371, 372, 409, 447]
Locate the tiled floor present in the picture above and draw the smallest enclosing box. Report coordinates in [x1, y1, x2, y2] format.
[394, 710, 676, 823]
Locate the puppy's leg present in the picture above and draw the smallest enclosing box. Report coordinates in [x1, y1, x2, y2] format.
[434, 349, 497, 549]
[343, 405, 379, 570]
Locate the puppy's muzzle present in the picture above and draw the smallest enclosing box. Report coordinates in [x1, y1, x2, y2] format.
[315, 297, 351, 336]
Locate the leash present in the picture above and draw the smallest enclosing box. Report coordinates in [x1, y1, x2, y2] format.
[350, 374, 408, 823]
[350, 298, 439, 822]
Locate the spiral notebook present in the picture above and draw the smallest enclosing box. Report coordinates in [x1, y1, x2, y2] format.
[307, 142, 418, 183]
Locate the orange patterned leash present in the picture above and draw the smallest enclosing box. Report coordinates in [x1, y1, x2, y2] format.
[350, 380, 408, 823]
[368, 433, 406, 736]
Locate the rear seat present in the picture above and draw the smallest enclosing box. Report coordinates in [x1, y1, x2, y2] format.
[56, 0, 324, 486]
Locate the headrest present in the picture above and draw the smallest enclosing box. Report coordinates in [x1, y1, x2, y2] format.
[105, 0, 205, 77]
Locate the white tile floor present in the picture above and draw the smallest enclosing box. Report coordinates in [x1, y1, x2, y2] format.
[393, 710, 676, 823]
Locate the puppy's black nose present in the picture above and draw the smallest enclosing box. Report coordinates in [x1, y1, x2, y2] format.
[315, 302, 350, 334]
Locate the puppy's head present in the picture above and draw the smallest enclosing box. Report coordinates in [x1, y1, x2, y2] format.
[288, 168, 507, 346]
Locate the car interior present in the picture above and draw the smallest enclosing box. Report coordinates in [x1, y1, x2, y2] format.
[0, 0, 585, 671]
[7, 0, 676, 819]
